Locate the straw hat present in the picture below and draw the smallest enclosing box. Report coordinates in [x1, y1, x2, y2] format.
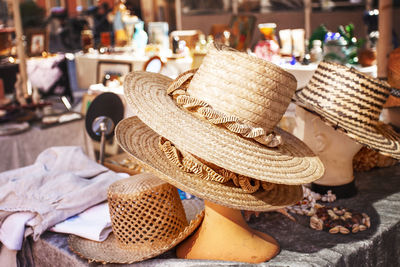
[115, 43, 324, 211]
[68, 173, 204, 264]
[295, 60, 400, 159]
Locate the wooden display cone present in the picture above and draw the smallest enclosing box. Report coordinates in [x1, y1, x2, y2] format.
[176, 200, 279, 263]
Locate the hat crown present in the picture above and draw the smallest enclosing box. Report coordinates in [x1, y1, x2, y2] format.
[108, 174, 188, 249]
[186, 43, 297, 132]
[301, 61, 390, 126]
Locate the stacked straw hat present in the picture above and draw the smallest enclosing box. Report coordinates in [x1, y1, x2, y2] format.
[116, 43, 325, 211]
[69, 173, 204, 264]
[295, 60, 400, 159]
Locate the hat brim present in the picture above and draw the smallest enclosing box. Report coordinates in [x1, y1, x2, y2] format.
[122, 71, 324, 185]
[295, 90, 400, 160]
[68, 199, 204, 264]
[115, 116, 304, 211]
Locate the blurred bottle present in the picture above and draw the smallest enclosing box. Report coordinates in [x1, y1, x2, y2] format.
[254, 23, 280, 63]
[195, 34, 207, 53]
[310, 39, 323, 63]
[112, 0, 128, 47]
[81, 29, 94, 53]
[133, 21, 148, 55]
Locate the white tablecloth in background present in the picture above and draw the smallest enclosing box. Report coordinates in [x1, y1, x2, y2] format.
[75, 53, 192, 89]
[0, 120, 94, 173]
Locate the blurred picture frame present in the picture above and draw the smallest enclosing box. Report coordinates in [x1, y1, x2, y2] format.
[25, 28, 48, 57]
[96, 61, 132, 85]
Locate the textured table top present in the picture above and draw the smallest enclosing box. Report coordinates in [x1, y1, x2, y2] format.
[32, 164, 400, 267]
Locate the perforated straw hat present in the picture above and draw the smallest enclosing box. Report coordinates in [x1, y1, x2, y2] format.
[115, 43, 324, 211]
[68, 173, 204, 264]
[295, 60, 400, 159]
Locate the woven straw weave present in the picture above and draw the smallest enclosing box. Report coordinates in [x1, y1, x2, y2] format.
[187, 43, 297, 132]
[297, 61, 400, 159]
[116, 116, 304, 211]
[108, 177, 188, 249]
[68, 174, 204, 264]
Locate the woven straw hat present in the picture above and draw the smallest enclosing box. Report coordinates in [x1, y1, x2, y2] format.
[296, 60, 400, 159]
[68, 173, 204, 264]
[116, 117, 305, 211]
[115, 43, 324, 211]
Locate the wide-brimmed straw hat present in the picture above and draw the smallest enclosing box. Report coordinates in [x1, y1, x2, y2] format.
[68, 173, 204, 264]
[116, 43, 324, 211]
[117, 117, 306, 211]
[295, 60, 400, 159]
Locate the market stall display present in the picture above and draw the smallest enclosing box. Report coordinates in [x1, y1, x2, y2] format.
[114, 43, 324, 262]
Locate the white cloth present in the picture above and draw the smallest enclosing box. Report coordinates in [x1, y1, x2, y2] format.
[0, 212, 35, 250]
[0, 146, 123, 247]
[27, 55, 64, 92]
[50, 202, 112, 241]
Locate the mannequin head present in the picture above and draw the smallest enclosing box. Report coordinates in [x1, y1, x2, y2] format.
[293, 106, 362, 187]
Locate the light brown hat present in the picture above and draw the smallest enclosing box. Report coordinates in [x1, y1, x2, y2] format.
[119, 43, 323, 183]
[116, 43, 325, 211]
[68, 173, 204, 264]
[296, 60, 400, 159]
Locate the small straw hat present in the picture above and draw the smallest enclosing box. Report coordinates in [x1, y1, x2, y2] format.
[68, 173, 204, 264]
[295, 60, 400, 159]
[115, 43, 324, 211]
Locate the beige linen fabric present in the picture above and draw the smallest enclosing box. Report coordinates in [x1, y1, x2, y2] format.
[0, 146, 122, 241]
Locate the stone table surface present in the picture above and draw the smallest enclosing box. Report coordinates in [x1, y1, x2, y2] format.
[32, 164, 400, 267]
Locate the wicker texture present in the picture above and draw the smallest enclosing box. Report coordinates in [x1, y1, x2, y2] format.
[353, 146, 398, 172]
[116, 116, 304, 211]
[297, 61, 400, 159]
[121, 46, 324, 184]
[108, 177, 188, 248]
[68, 173, 204, 264]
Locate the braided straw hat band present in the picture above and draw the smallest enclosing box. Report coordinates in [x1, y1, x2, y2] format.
[115, 116, 304, 211]
[159, 137, 276, 193]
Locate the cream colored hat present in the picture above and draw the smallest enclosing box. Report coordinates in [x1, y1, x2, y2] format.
[116, 43, 324, 211]
[296, 60, 400, 159]
[68, 173, 204, 264]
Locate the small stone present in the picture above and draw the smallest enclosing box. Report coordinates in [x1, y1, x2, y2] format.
[329, 226, 340, 234]
[310, 215, 323, 231]
[339, 226, 350, 234]
[352, 224, 360, 233]
[344, 212, 352, 219]
[328, 209, 339, 220]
